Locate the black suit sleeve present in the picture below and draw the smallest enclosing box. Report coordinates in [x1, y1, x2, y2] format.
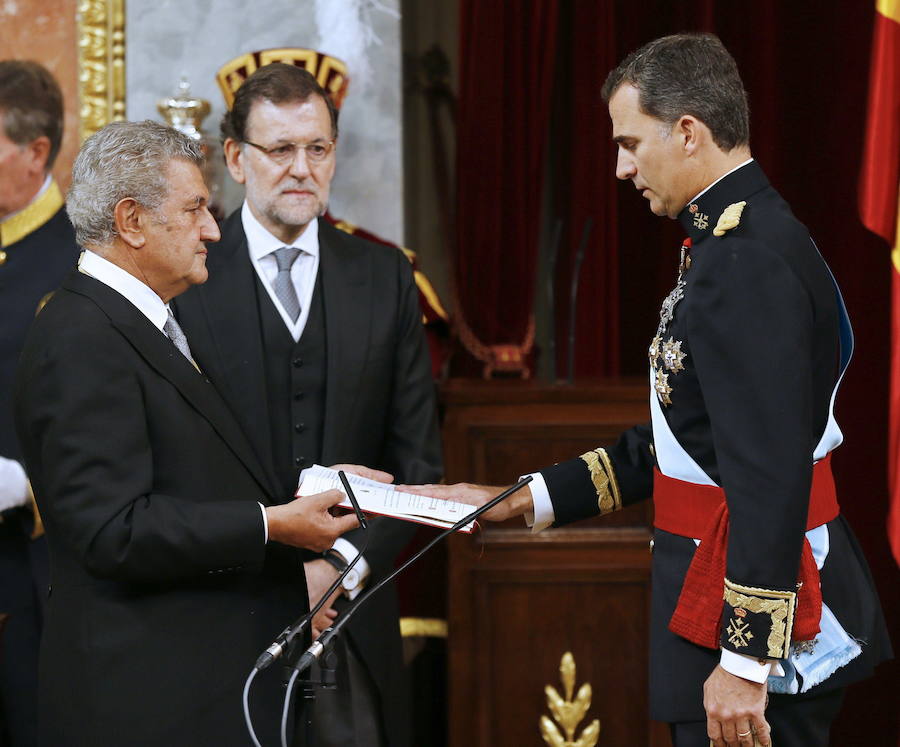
[688, 237, 814, 658]
[339, 250, 443, 577]
[16, 318, 267, 584]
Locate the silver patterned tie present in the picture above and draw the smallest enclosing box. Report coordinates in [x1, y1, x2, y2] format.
[272, 246, 302, 322]
[164, 309, 197, 367]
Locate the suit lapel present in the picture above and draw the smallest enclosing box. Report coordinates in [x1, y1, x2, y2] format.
[318, 220, 373, 463]
[65, 272, 274, 500]
[176, 215, 281, 498]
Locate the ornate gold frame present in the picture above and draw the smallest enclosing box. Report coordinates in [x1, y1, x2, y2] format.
[77, 0, 126, 141]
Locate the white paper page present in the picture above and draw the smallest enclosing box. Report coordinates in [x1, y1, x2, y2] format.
[297, 465, 475, 532]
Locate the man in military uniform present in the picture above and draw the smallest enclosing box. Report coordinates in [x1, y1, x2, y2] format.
[410, 33, 891, 747]
[0, 60, 79, 747]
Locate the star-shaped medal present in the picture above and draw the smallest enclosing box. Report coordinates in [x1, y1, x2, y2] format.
[653, 367, 672, 406]
[648, 335, 661, 367]
[662, 337, 686, 372]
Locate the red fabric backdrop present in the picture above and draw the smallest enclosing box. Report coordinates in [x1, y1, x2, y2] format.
[453, 0, 558, 372]
[454, 0, 898, 739]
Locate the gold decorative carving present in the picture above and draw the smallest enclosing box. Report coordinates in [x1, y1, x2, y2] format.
[77, 0, 126, 141]
[540, 652, 601, 747]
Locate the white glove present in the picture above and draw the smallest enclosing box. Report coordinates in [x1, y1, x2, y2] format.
[0, 457, 30, 512]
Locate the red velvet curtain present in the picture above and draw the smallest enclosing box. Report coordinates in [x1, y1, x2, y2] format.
[453, 0, 558, 373]
[551, 0, 620, 377]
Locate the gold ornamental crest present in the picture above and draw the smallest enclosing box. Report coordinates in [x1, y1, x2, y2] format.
[539, 652, 601, 747]
[216, 48, 350, 110]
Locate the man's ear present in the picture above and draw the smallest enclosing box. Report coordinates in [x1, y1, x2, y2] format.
[113, 198, 146, 249]
[677, 115, 705, 157]
[223, 138, 246, 184]
[25, 136, 51, 176]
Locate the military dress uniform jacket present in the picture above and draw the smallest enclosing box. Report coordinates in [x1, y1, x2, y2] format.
[0, 181, 79, 474]
[538, 161, 891, 722]
[15, 271, 310, 746]
[173, 213, 443, 746]
[0, 181, 79, 746]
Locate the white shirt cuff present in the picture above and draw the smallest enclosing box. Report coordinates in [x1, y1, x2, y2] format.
[522, 472, 554, 532]
[332, 537, 370, 587]
[258, 502, 269, 544]
[719, 648, 784, 683]
[0, 458, 29, 512]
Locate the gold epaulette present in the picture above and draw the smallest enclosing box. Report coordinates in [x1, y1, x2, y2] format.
[713, 201, 747, 237]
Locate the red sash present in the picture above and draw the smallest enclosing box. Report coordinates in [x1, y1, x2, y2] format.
[655, 454, 839, 649]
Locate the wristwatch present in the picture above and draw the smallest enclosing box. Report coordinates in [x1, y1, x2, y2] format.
[322, 548, 362, 598]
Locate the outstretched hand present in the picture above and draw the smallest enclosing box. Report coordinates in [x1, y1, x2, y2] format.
[397, 482, 534, 523]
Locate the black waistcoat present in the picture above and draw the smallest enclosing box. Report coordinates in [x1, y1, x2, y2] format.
[256, 272, 327, 499]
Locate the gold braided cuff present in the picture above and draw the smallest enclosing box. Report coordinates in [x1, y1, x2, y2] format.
[578, 448, 622, 515]
[722, 578, 796, 659]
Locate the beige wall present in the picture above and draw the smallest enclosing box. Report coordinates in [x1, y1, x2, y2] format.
[0, 0, 80, 192]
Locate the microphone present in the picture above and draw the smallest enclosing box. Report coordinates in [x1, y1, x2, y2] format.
[253, 470, 368, 671]
[289, 476, 533, 677]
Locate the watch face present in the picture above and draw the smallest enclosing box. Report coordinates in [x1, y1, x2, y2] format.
[342, 569, 360, 590]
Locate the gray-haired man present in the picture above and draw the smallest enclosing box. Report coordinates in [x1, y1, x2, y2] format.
[14, 120, 380, 746]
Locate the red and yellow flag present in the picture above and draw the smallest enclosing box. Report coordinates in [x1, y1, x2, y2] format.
[859, 0, 900, 566]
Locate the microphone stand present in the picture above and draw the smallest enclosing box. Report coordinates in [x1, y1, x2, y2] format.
[566, 217, 592, 384]
[288, 476, 534, 680]
[243, 471, 369, 747]
[253, 472, 369, 673]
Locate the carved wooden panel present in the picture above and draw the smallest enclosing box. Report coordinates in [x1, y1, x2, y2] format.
[442, 380, 671, 746]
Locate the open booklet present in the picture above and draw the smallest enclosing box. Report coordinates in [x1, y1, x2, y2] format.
[296, 465, 476, 533]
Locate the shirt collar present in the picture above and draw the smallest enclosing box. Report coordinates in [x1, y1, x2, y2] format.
[78, 249, 170, 331]
[241, 201, 320, 261]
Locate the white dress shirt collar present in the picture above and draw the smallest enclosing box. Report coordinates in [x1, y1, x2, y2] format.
[78, 249, 170, 331]
[241, 201, 320, 261]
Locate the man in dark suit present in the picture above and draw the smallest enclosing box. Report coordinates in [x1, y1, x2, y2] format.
[14, 120, 372, 747]
[173, 64, 442, 746]
[411, 34, 891, 747]
[0, 60, 79, 747]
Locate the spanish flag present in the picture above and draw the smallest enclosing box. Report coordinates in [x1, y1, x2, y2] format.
[859, 0, 900, 565]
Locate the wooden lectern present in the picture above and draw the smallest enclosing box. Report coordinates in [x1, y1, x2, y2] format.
[442, 379, 671, 747]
